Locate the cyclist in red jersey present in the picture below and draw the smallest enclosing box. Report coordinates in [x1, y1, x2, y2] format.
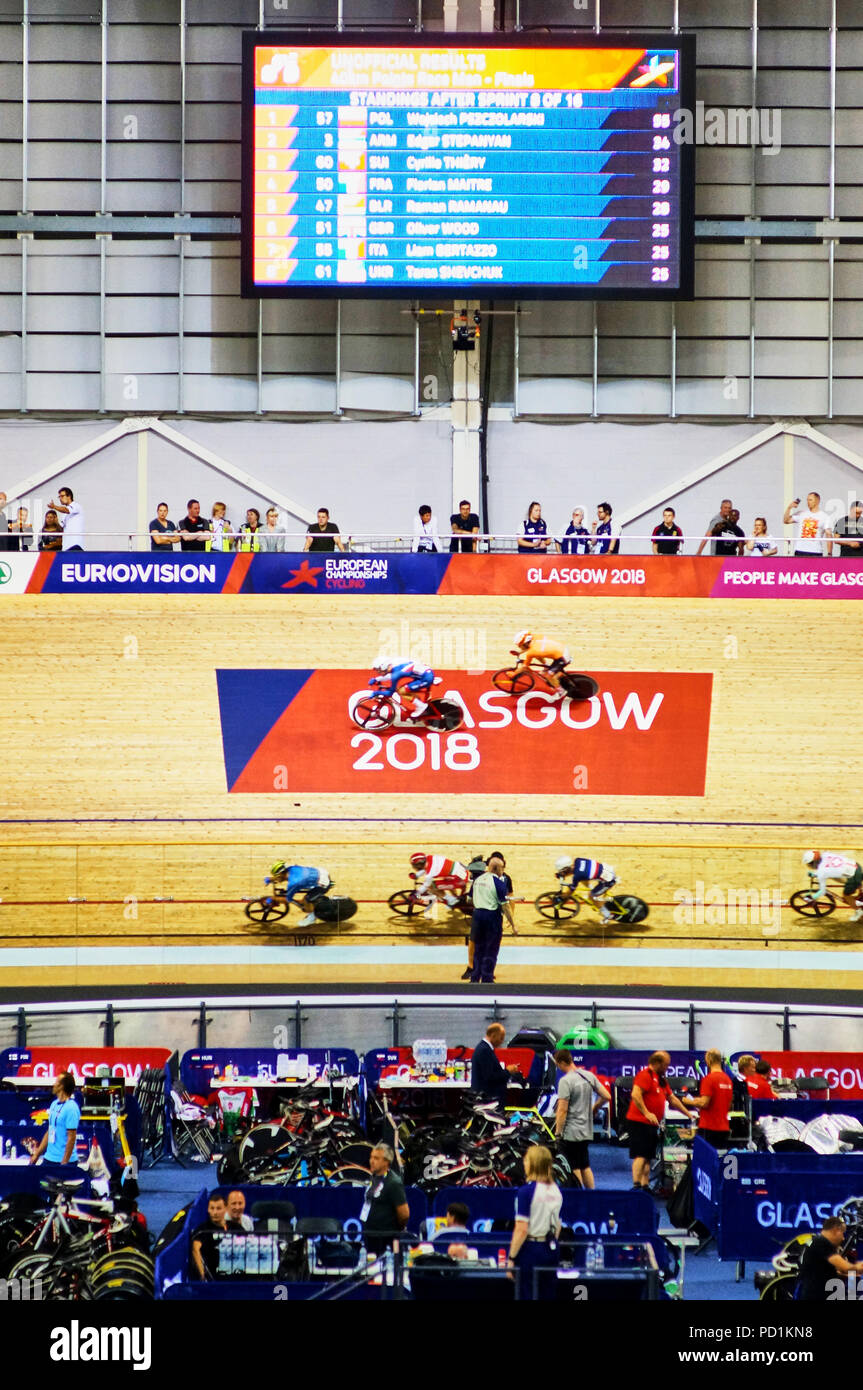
[409, 851, 469, 919]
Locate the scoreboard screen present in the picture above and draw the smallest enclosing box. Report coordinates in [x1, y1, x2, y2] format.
[241, 31, 695, 300]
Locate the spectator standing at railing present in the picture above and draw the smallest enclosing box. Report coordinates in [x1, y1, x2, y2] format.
[304, 507, 345, 553]
[208, 501, 234, 553]
[518, 500, 551, 554]
[834, 500, 863, 558]
[695, 497, 734, 557]
[49, 487, 85, 552]
[412, 504, 442, 553]
[651, 507, 684, 555]
[259, 506, 287, 553]
[710, 514, 745, 558]
[149, 502, 179, 552]
[449, 499, 480, 553]
[591, 502, 620, 555]
[559, 507, 591, 555]
[39, 509, 63, 551]
[784, 491, 834, 557]
[0, 492, 10, 551]
[236, 508, 263, 553]
[744, 517, 777, 558]
[9, 505, 33, 551]
[178, 499, 211, 552]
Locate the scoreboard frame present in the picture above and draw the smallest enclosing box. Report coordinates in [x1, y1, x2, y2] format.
[240, 29, 696, 302]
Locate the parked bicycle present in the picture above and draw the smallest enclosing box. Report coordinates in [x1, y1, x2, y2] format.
[755, 1195, 863, 1301]
[534, 882, 649, 926]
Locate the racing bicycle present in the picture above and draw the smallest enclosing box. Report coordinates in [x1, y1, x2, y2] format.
[534, 882, 650, 926]
[492, 656, 599, 703]
[755, 1195, 863, 1301]
[789, 871, 860, 919]
[245, 878, 358, 928]
[351, 690, 464, 732]
[387, 885, 473, 919]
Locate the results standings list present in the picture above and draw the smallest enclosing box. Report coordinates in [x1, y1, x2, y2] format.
[247, 44, 690, 295]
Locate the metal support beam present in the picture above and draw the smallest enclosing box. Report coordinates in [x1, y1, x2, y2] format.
[136, 423, 149, 552]
[616, 422, 784, 527]
[98, 234, 109, 414]
[293, 999, 306, 1050]
[256, 300, 264, 416]
[591, 302, 599, 418]
[780, 1006, 793, 1051]
[179, 0, 187, 217]
[389, 999, 404, 1048]
[102, 1003, 116, 1047]
[1, 417, 133, 509]
[177, 236, 188, 415]
[334, 299, 342, 417]
[148, 418, 316, 523]
[196, 1001, 209, 1050]
[18, 233, 30, 415]
[20, 0, 28, 216]
[16, 1007, 27, 1049]
[100, 0, 108, 216]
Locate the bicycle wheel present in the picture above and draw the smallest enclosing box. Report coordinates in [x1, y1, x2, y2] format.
[534, 890, 580, 922]
[239, 1123, 293, 1168]
[790, 889, 837, 919]
[492, 667, 534, 696]
[613, 895, 649, 925]
[92, 1274, 154, 1301]
[245, 896, 290, 924]
[325, 1164, 372, 1186]
[352, 695, 395, 731]
[759, 1273, 796, 1302]
[423, 699, 463, 732]
[313, 895, 358, 924]
[388, 889, 422, 917]
[559, 673, 599, 702]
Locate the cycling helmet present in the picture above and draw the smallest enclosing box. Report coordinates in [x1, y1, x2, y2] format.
[802, 850, 818, 866]
[270, 860, 288, 877]
[410, 852, 427, 869]
[372, 658, 391, 672]
[554, 856, 571, 873]
[513, 630, 533, 648]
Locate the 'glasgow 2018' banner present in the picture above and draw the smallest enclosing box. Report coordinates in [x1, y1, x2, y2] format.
[2, 551, 862, 597]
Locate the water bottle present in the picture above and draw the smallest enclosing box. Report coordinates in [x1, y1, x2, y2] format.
[497, 1247, 508, 1269]
[586, 1241, 596, 1272]
[594, 1239, 605, 1271]
[607, 1211, 617, 1235]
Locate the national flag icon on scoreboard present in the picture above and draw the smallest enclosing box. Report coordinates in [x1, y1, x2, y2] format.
[337, 194, 367, 217]
[338, 148, 366, 173]
[338, 172, 366, 195]
[338, 107, 367, 127]
[337, 239, 366, 260]
[336, 262, 367, 284]
[336, 216, 366, 240]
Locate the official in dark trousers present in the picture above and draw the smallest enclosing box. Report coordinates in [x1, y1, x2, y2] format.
[470, 1023, 524, 1107]
[469, 856, 514, 983]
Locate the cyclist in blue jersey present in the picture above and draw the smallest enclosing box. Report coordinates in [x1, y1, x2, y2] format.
[264, 862, 331, 928]
[554, 855, 617, 922]
[369, 657, 442, 720]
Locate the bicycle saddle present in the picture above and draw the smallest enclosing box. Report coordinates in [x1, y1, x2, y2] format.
[40, 1178, 85, 1194]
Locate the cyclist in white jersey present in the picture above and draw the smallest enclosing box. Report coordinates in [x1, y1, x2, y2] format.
[802, 851, 863, 920]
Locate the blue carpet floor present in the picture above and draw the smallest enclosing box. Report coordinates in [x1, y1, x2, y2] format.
[135, 1141, 760, 1301]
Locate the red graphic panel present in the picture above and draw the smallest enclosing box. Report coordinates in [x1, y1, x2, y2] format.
[229, 670, 713, 796]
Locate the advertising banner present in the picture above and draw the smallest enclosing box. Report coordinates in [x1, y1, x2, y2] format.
[216, 668, 713, 795]
[0, 1046, 172, 1085]
[731, 1051, 863, 1101]
[3, 551, 861, 598]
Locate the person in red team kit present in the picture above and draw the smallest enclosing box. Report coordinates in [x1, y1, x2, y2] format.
[687, 1048, 734, 1149]
[737, 1054, 777, 1099]
[625, 1050, 697, 1189]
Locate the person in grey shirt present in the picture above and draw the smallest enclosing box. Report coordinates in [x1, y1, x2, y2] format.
[553, 1048, 611, 1189]
[259, 506, 287, 553]
[695, 497, 734, 557]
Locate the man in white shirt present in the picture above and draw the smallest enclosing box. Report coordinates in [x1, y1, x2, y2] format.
[49, 486, 85, 551]
[802, 851, 863, 921]
[784, 491, 833, 557]
[412, 505, 442, 553]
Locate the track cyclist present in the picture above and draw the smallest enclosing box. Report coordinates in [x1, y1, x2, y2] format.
[264, 862, 331, 928]
[554, 855, 618, 923]
[409, 851, 470, 919]
[368, 657, 442, 720]
[802, 850, 863, 921]
[510, 631, 573, 696]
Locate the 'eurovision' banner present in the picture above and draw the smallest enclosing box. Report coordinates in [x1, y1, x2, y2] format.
[216, 668, 713, 795]
[2, 551, 862, 597]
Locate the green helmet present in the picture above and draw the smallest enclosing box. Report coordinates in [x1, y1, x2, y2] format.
[270, 860, 288, 878]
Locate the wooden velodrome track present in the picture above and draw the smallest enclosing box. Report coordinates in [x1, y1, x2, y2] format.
[1, 593, 862, 992]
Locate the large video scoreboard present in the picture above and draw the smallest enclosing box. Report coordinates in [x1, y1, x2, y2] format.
[241, 31, 694, 300]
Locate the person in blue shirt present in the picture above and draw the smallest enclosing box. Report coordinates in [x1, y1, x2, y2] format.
[265, 861, 331, 928]
[30, 1072, 80, 1173]
[591, 501, 621, 555]
[559, 507, 592, 555]
[517, 501, 551, 554]
[555, 854, 617, 922]
[368, 657, 441, 720]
